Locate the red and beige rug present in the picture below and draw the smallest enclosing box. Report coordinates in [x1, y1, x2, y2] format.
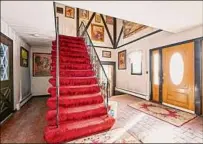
[128, 101, 196, 127]
[66, 128, 140, 143]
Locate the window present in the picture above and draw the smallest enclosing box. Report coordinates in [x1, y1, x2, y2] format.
[130, 50, 142, 75]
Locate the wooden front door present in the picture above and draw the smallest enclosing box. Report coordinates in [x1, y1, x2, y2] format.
[152, 50, 160, 102]
[162, 42, 195, 111]
[0, 33, 14, 123]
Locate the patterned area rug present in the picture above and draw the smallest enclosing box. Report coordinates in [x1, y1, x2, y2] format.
[66, 128, 140, 143]
[128, 101, 196, 127]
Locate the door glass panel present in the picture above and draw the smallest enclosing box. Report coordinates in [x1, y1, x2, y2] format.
[0, 43, 9, 81]
[169, 52, 184, 85]
[153, 53, 159, 85]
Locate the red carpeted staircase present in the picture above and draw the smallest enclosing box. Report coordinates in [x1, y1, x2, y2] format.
[44, 35, 115, 143]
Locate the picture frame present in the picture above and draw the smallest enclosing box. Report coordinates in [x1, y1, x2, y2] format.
[33, 53, 51, 77]
[95, 14, 101, 23]
[106, 16, 113, 25]
[20, 47, 29, 67]
[56, 7, 63, 14]
[91, 24, 104, 42]
[79, 9, 89, 20]
[123, 20, 147, 38]
[102, 51, 111, 58]
[118, 50, 126, 70]
[65, 6, 75, 19]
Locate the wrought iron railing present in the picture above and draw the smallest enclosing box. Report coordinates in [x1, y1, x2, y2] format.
[77, 22, 110, 110]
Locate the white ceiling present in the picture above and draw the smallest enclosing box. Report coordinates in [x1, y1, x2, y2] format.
[59, 1, 203, 33]
[1, 1, 55, 47]
[1, 1, 203, 47]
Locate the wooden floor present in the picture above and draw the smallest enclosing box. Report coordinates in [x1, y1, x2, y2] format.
[1, 97, 48, 143]
[1, 95, 203, 143]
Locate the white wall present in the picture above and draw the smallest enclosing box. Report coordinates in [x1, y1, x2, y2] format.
[30, 46, 52, 96]
[1, 19, 31, 110]
[116, 23, 203, 99]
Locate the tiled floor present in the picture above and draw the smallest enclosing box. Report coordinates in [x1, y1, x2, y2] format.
[1, 95, 203, 143]
[111, 95, 203, 143]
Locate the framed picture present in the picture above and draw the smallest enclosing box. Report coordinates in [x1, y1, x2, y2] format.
[56, 7, 63, 14]
[123, 20, 147, 38]
[102, 51, 111, 58]
[33, 53, 51, 77]
[91, 24, 104, 42]
[118, 50, 126, 70]
[20, 47, 29, 67]
[131, 51, 142, 75]
[79, 9, 89, 20]
[95, 14, 101, 23]
[106, 16, 113, 25]
[65, 6, 75, 19]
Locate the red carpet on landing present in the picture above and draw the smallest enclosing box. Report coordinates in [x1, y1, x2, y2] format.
[44, 35, 115, 143]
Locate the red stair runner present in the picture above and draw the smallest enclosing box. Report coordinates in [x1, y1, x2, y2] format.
[44, 35, 115, 143]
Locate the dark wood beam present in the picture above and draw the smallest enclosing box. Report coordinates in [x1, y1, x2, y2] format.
[82, 12, 96, 36]
[116, 27, 123, 48]
[113, 17, 117, 49]
[100, 14, 114, 47]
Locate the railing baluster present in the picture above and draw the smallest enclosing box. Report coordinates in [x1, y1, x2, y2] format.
[56, 17, 60, 128]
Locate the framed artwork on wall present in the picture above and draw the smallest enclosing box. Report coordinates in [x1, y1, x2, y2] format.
[20, 47, 29, 67]
[56, 7, 63, 14]
[102, 51, 111, 58]
[33, 53, 51, 77]
[118, 50, 126, 70]
[79, 9, 89, 20]
[91, 24, 104, 42]
[65, 6, 75, 19]
[123, 20, 147, 39]
[106, 16, 113, 25]
[130, 50, 142, 75]
[95, 14, 101, 23]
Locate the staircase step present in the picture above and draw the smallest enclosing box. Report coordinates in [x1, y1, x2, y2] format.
[51, 57, 90, 65]
[59, 35, 84, 41]
[52, 42, 85, 48]
[44, 115, 115, 143]
[46, 103, 107, 125]
[51, 63, 92, 70]
[47, 93, 104, 109]
[51, 51, 89, 59]
[52, 46, 86, 52]
[49, 77, 97, 86]
[51, 70, 95, 77]
[48, 84, 100, 96]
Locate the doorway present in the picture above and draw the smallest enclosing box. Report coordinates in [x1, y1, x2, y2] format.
[0, 33, 14, 123]
[151, 41, 196, 112]
[101, 61, 116, 97]
[162, 42, 195, 111]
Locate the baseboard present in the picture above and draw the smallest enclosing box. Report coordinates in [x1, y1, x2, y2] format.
[32, 94, 50, 97]
[162, 102, 195, 114]
[20, 93, 32, 108]
[0, 113, 13, 125]
[115, 87, 147, 99]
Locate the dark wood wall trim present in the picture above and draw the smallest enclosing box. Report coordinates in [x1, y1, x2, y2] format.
[100, 14, 114, 47]
[101, 61, 116, 96]
[116, 27, 123, 48]
[194, 39, 202, 115]
[158, 49, 163, 103]
[117, 29, 163, 49]
[76, 8, 79, 36]
[93, 46, 113, 49]
[113, 17, 117, 49]
[82, 12, 96, 36]
[149, 50, 153, 101]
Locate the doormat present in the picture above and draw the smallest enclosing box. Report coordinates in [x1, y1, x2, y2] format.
[66, 128, 141, 143]
[128, 101, 196, 127]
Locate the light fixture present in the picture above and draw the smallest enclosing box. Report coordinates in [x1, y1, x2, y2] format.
[30, 33, 40, 37]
